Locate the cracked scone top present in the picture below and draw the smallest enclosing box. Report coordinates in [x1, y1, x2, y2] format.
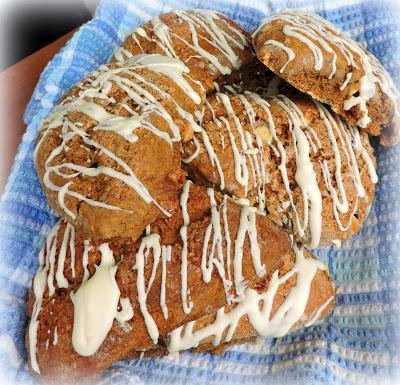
[113, 9, 256, 92]
[34, 54, 206, 240]
[182, 91, 377, 247]
[252, 9, 400, 146]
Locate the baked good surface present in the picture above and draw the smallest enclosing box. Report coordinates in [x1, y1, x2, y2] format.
[182, 91, 377, 247]
[252, 9, 400, 146]
[35, 54, 205, 240]
[27, 6, 400, 383]
[26, 183, 334, 383]
[113, 9, 256, 93]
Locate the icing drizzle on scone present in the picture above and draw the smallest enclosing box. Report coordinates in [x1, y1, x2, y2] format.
[253, 9, 400, 132]
[183, 92, 377, 247]
[168, 243, 326, 353]
[35, 54, 204, 220]
[28, 185, 329, 372]
[114, 9, 251, 76]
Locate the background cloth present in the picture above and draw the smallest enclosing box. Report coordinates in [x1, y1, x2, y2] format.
[1, 0, 400, 384]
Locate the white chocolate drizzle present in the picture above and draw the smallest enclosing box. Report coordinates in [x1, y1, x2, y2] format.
[114, 10, 250, 76]
[29, 224, 134, 371]
[180, 180, 193, 314]
[196, 92, 268, 211]
[53, 327, 58, 346]
[168, 244, 326, 353]
[130, 183, 268, 334]
[35, 54, 203, 220]
[29, 222, 61, 373]
[304, 295, 334, 327]
[29, 187, 332, 366]
[184, 91, 378, 247]
[71, 243, 125, 356]
[264, 40, 295, 73]
[253, 9, 400, 129]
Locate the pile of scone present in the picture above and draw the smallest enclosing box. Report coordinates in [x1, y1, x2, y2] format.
[27, 9, 399, 383]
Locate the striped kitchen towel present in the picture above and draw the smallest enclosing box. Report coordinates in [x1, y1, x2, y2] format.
[1, 0, 400, 384]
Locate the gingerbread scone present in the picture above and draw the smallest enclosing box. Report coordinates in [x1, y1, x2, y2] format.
[35, 54, 206, 240]
[26, 183, 334, 383]
[182, 92, 377, 247]
[125, 243, 334, 358]
[168, 243, 334, 354]
[252, 9, 400, 146]
[113, 9, 256, 93]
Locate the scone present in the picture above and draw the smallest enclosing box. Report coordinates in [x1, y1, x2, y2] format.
[26, 183, 334, 383]
[113, 9, 256, 92]
[252, 9, 400, 146]
[182, 91, 377, 247]
[35, 54, 205, 240]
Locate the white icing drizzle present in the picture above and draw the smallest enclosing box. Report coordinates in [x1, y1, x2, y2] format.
[36, 54, 203, 220]
[180, 180, 193, 314]
[133, 233, 161, 344]
[126, 184, 271, 342]
[30, 221, 133, 367]
[71, 243, 121, 356]
[272, 95, 322, 247]
[29, 222, 61, 373]
[116, 10, 250, 76]
[199, 128, 226, 190]
[201, 189, 233, 302]
[160, 245, 172, 319]
[185, 91, 378, 246]
[331, 239, 342, 249]
[254, 9, 400, 128]
[53, 327, 58, 346]
[115, 298, 134, 323]
[340, 72, 352, 91]
[55, 223, 73, 289]
[198, 93, 268, 211]
[168, 244, 326, 353]
[264, 40, 295, 73]
[69, 225, 76, 278]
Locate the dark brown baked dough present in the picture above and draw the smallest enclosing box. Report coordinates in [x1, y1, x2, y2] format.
[182, 91, 377, 247]
[25, 185, 334, 383]
[253, 9, 400, 146]
[35, 55, 205, 240]
[113, 9, 256, 93]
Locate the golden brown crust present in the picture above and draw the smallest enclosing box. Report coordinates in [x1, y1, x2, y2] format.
[253, 10, 400, 145]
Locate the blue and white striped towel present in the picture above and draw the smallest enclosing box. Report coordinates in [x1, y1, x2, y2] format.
[1, 0, 400, 384]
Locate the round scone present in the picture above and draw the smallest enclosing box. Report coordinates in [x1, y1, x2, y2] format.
[35, 54, 206, 240]
[182, 91, 378, 247]
[113, 9, 256, 93]
[252, 9, 400, 146]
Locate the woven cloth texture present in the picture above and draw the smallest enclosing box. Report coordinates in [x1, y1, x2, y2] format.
[1, 0, 400, 384]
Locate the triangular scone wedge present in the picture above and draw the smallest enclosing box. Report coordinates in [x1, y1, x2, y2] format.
[123, 246, 334, 359]
[27, 183, 330, 383]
